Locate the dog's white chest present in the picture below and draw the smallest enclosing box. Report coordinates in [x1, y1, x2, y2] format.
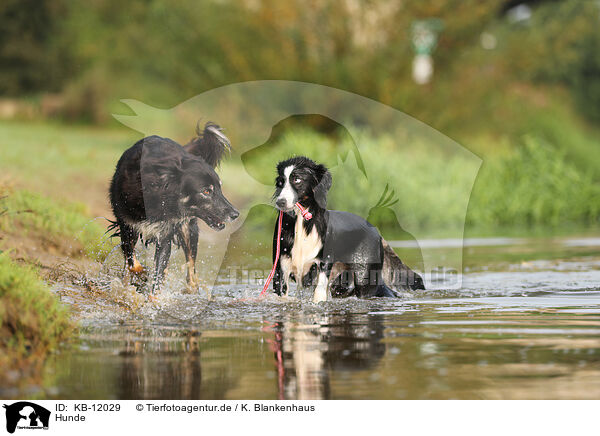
[128, 217, 189, 240]
[282, 214, 322, 280]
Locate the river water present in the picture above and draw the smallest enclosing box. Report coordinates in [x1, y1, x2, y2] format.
[33, 235, 600, 399]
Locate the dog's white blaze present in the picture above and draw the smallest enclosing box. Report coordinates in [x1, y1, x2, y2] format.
[278, 165, 296, 209]
[313, 271, 328, 303]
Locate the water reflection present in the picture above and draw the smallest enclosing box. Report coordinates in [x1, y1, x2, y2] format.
[265, 314, 386, 399]
[118, 330, 205, 399]
[50, 327, 243, 400]
[38, 301, 600, 400]
[34, 238, 600, 400]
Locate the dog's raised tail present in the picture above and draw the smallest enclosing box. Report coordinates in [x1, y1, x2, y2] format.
[184, 121, 231, 168]
[381, 238, 425, 292]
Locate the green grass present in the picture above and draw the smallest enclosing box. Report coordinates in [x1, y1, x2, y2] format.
[0, 119, 140, 217]
[0, 119, 134, 261]
[0, 253, 73, 382]
[0, 185, 113, 260]
[0, 119, 137, 182]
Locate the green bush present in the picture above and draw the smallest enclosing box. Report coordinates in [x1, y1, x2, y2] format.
[468, 135, 600, 228]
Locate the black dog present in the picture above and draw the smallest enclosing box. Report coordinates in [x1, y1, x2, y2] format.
[109, 122, 239, 294]
[271, 156, 424, 302]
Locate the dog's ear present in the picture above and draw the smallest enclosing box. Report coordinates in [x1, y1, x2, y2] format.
[313, 164, 332, 208]
[185, 122, 231, 168]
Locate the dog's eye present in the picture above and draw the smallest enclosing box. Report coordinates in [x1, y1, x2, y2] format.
[293, 178, 302, 185]
[276, 178, 284, 188]
[202, 185, 213, 196]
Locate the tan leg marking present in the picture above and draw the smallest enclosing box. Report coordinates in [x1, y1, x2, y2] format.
[128, 256, 144, 274]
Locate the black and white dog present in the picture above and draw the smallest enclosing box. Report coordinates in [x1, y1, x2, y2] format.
[271, 156, 424, 302]
[109, 122, 239, 295]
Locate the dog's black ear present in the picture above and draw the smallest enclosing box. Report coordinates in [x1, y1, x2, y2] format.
[313, 165, 332, 208]
[185, 121, 231, 168]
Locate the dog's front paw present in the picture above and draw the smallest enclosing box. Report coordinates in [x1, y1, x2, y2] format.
[184, 273, 201, 294]
[312, 287, 328, 303]
[312, 271, 329, 303]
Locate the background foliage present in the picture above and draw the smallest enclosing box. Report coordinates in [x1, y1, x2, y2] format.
[1, 0, 599, 232]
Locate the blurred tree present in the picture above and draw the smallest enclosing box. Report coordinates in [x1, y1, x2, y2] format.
[2, 0, 599, 131]
[51, 0, 504, 119]
[0, 0, 71, 95]
[513, 0, 600, 121]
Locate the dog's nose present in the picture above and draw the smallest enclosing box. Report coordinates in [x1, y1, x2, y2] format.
[276, 198, 287, 209]
[230, 209, 240, 221]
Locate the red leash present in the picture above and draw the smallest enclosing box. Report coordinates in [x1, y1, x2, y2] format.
[260, 202, 311, 296]
[295, 202, 312, 220]
[261, 211, 283, 296]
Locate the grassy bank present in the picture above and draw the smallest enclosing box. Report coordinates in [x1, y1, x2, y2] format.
[0, 253, 73, 388]
[0, 119, 140, 218]
[0, 181, 112, 392]
[0, 184, 113, 263]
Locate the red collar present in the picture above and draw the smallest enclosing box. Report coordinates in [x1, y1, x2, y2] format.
[295, 202, 312, 220]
